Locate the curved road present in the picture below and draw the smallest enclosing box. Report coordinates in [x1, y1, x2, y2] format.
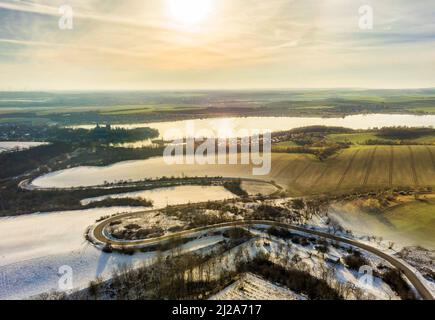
[91, 210, 434, 300]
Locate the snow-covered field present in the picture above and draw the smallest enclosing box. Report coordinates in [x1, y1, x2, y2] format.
[0, 207, 149, 266]
[0, 207, 150, 299]
[204, 235, 401, 300]
[30, 155, 256, 189]
[210, 273, 306, 300]
[1, 194, 431, 300]
[0, 141, 48, 153]
[397, 246, 435, 292]
[0, 185, 239, 300]
[240, 181, 278, 196]
[106, 210, 185, 240]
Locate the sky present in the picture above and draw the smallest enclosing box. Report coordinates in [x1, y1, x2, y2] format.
[0, 0, 434, 90]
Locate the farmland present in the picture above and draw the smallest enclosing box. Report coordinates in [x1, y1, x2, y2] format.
[269, 146, 435, 196]
[384, 200, 435, 246]
[2, 119, 434, 301]
[2, 0, 435, 302]
[327, 131, 435, 145]
[2, 89, 435, 126]
[25, 146, 435, 196]
[329, 194, 435, 249]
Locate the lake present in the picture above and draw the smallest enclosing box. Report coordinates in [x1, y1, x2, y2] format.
[81, 185, 237, 207]
[34, 113, 435, 188]
[0, 182, 239, 298]
[31, 154, 259, 188]
[74, 114, 435, 140]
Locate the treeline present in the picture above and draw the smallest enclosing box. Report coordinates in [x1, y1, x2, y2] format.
[0, 124, 159, 145]
[56, 124, 158, 145]
[237, 257, 341, 300]
[66, 145, 165, 167]
[71, 254, 341, 300]
[376, 126, 435, 140]
[272, 126, 353, 140]
[364, 139, 432, 146]
[0, 184, 155, 216]
[223, 179, 248, 197]
[0, 144, 164, 180]
[67, 250, 238, 300]
[381, 268, 416, 300]
[83, 197, 153, 209]
[273, 144, 347, 161]
[0, 123, 162, 180]
[0, 143, 72, 179]
[289, 126, 353, 135]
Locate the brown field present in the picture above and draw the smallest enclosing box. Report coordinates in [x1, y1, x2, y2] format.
[268, 146, 435, 196]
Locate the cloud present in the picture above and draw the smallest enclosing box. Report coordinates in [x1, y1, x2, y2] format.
[0, 0, 434, 89]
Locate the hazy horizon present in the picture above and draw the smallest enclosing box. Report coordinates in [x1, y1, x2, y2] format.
[1, 87, 435, 93]
[1, 0, 435, 90]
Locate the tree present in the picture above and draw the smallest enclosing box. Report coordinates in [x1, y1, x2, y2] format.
[292, 198, 305, 210]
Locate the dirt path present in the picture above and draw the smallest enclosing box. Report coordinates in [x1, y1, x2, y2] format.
[337, 149, 360, 189]
[389, 146, 394, 187]
[427, 146, 435, 170]
[362, 146, 377, 187]
[408, 146, 419, 186]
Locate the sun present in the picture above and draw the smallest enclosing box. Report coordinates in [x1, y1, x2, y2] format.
[167, 0, 213, 25]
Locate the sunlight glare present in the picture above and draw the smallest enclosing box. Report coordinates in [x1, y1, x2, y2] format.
[167, 0, 213, 25]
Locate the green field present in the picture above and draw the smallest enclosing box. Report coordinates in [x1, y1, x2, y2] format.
[330, 199, 435, 249]
[383, 200, 435, 246]
[327, 132, 435, 145]
[98, 104, 200, 115]
[406, 106, 435, 113]
[327, 132, 384, 144]
[272, 140, 298, 149]
[1, 89, 435, 125]
[268, 145, 435, 195]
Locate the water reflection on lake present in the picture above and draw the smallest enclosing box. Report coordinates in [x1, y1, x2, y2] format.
[74, 114, 435, 141]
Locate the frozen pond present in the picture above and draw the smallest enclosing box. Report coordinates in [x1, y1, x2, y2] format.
[31, 154, 260, 189]
[81, 185, 237, 207]
[0, 184, 240, 299]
